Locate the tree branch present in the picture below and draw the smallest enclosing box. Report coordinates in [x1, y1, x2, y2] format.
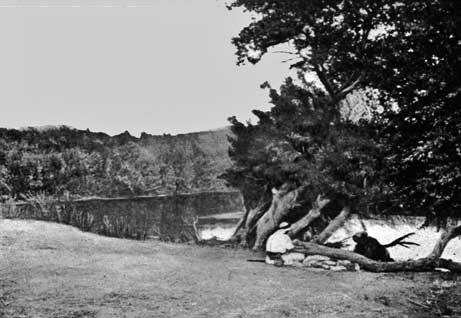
[336, 73, 363, 98]
[313, 63, 337, 99]
[427, 225, 461, 259]
[288, 195, 330, 237]
[313, 206, 350, 244]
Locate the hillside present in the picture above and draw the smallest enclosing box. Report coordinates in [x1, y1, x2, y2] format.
[0, 126, 233, 200]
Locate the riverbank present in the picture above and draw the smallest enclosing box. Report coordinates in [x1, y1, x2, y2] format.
[1, 219, 460, 318]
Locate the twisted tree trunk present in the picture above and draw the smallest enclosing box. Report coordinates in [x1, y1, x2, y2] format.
[252, 184, 303, 250]
[229, 199, 269, 247]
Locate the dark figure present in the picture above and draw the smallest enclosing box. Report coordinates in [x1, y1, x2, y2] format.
[352, 231, 420, 262]
[353, 232, 393, 262]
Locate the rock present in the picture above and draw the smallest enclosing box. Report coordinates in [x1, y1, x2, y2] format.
[309, 262, 327, 268]
[323, 260, 337, 266]
[321, 264, 332, 270]
[330, 265, 347, 271]
[337, 260, 352, 267]
[303, 255, 331, 263]
[282, 252, 305, 265]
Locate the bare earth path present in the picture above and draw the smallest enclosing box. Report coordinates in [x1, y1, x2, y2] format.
[1, 220, 459, 318]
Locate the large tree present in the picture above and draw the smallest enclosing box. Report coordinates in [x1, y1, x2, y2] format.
[225, 0, 461, 271]
[223, 78, 384, 249]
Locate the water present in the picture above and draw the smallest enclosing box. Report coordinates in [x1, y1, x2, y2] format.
[198, 223, 237, 240]
[196, 211, 241, 240]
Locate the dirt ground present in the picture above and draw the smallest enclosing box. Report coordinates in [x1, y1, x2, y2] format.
[1, 219, 460, 318]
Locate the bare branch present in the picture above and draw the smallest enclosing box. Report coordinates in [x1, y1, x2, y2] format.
[288, 195, 330, 237]
[313, 63, 337, 98]
[272, 50, 299, 55]
[281, 57, 303, 64]
[428, 225, 461, 259]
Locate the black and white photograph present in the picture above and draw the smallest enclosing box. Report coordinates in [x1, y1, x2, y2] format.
[1, 1, 460, 317]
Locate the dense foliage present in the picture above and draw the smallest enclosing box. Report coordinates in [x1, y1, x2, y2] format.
[374, 2, 461, 220]
[226, 0, 460, 219]
[223, 77, 385, 213]
[0, 126, 231, 200]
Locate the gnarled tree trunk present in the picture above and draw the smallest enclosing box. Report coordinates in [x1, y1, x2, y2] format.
[252, 183, 303, 250]
[229, 198, 270, 247]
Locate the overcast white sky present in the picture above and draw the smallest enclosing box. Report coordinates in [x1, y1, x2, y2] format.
[0, 0, 294, 136]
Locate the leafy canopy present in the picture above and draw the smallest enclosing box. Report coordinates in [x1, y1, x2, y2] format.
[226, 0, 461, 219]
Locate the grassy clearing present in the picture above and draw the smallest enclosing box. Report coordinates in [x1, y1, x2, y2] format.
[1, 219, 460, 318]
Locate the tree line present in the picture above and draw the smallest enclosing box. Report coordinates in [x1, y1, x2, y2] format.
[0, 126, 231, 201]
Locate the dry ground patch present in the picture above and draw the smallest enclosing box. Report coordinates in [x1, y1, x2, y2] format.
[1, 219, 459, 318]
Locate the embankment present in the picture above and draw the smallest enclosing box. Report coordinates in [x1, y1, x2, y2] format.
[0, 191, 244, 241]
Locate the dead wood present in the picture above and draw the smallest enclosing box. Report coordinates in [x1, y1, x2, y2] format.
[293, 225, 461, 273]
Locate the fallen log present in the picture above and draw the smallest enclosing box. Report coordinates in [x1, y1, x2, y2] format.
[293, 224, 461, 273]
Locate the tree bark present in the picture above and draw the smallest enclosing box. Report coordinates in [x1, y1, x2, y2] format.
[229, 197, 270, 246]
[293, 224, 461, 273]
[252, 184, 302, 250]
[229, 208, 250, 241]
[313, 206, 350, 244]
[287, 195, 330, 237]
[427, 225, 461, 259]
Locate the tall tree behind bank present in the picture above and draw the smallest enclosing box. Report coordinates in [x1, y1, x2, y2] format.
[222, 76, 384, 248]
[224, 0, 461, 271]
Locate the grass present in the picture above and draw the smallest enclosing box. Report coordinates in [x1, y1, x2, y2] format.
[1, 219, 460, 318]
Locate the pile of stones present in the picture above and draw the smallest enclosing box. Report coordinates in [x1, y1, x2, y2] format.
[289, 254, 361, 271]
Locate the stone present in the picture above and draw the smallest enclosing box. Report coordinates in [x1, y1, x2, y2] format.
[337, 260, 352, 266]
[329, 265, 347, 271]
[282, 252, 305, 265]
[321, 264, 332, 270]
[303, 255, 331, 263]
[323, 260, 337, 266]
